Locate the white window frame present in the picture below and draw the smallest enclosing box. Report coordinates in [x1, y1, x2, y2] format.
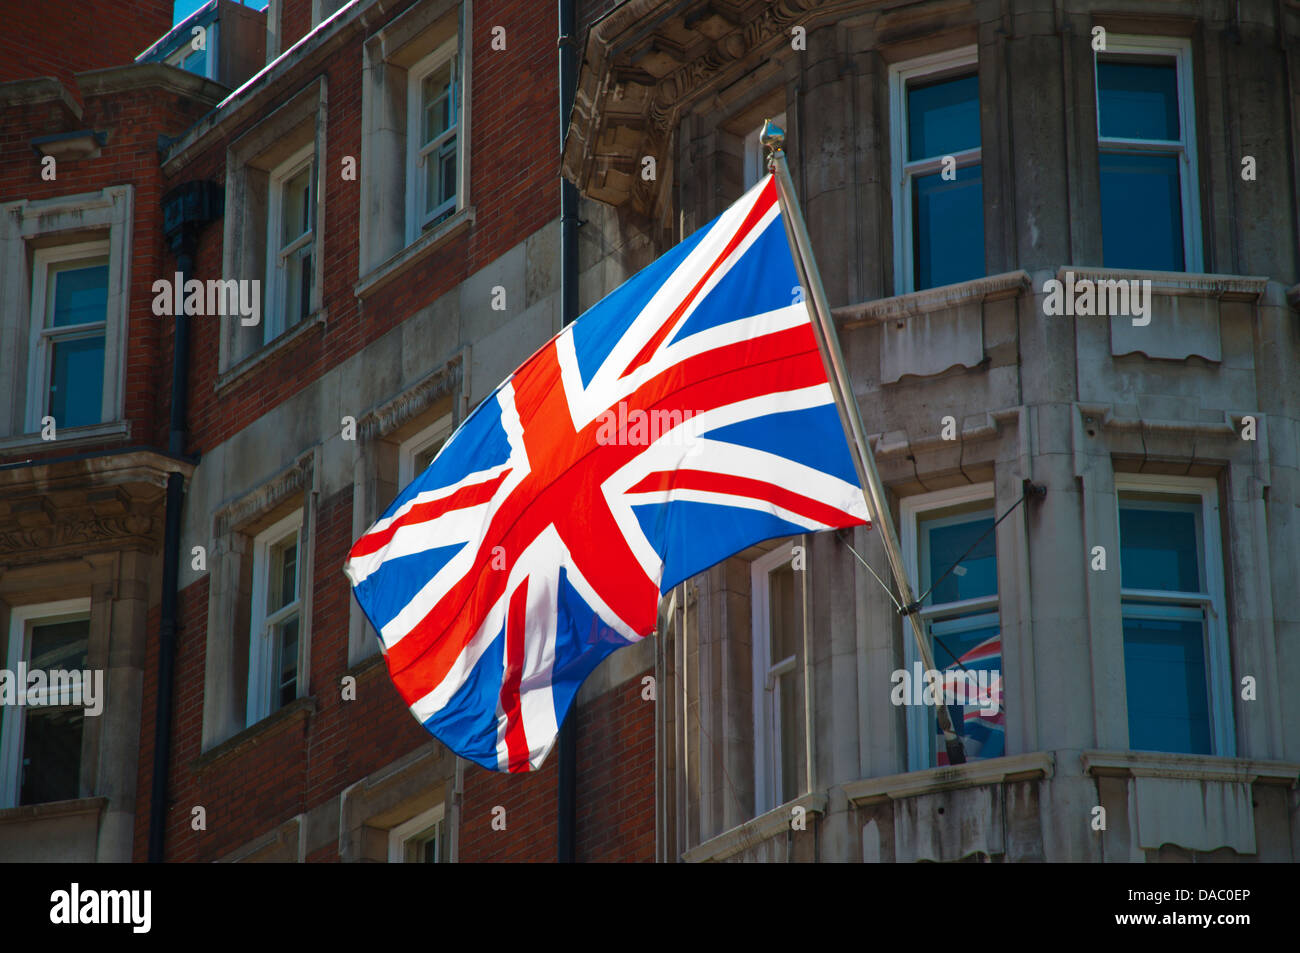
[264, 143, 317, 344]
[751, 543, 802, 814]
[900, 482, 999, 772]
[405, 38, 464, 245]
[889, 45, 981, 295]
[164, 21, 219, 81]
[387, 803, 445, 862]
[1114, 472, 1232, 756]
[0, 597, 92, 809]
[246, 509, 305, 726]
[24, 241, 113, 434]
[398, 414, 454, 487]
[742, 111, 786, 188]
[1093, 34, 1203, 273]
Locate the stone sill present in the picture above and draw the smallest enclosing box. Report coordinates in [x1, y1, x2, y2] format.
[843, 751, 1056, 806]
[0, 420, 130, 456]
[194, 696, 317, 773]
[1080, 750, 1300, 786]
[0, 795, 108, 827]
[680, 792, 827, 863]
[354, 206, 476, 300]
[834, 271, 1031, 329]
[1057, 267, 1269, 301]
[214, 310, 328, 395]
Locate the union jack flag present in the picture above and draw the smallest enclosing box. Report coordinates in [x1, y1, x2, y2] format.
[344, 174, 870, 772]
[935, 634, 1004, 765]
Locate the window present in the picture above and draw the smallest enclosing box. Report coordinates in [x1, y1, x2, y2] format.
[1094, 36, 1202, 272]
[901, 484, 1003, 770]
[26, 243, 110, 432]
[407, 41, 461, 237]
[358, 0, 470, 282]
[265, 145, 316, 342]
[742, 112, 786, 189]
[165, 24, 217, 80]
[247, 510, 304, 724]
[1115, 474, 1231, 756]
[387, 804, 445, 862]
[398, 414, 453, 487]
[1, 599, 91, 808]
[890, 47, 984, 293]
[219, 78, 325, 373]
[751, 543, 805, 813]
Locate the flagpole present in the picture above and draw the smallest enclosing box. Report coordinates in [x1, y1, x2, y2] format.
[762, 120, 967, 765]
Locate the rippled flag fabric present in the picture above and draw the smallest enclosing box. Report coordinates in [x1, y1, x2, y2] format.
[344, 174, 870, 772]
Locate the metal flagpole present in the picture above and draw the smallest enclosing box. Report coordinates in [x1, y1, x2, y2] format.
[762, 120, 967, 765]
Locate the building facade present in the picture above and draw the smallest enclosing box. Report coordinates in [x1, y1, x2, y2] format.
[1, 0, 1297, 864]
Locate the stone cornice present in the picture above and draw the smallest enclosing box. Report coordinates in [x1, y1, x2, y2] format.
[75, 63, 229, 105]
[563, 0, 865, 216]
[357, 356, 464, 443]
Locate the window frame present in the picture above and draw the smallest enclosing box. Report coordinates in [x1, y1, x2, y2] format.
[246, 509, 306, 726]
[398, 413, 454, 487]
[405, 38, 464, 244]
[164, 20, 218, 81]
[264, 143, 317, 344]
[900, 482, 1000, 772]
[24, 241, 114, 434]
[750, 541, 804, 814]
[888, 45, 982, 295]
[1093, 34, 1203, 273]
[0, 597, 92, 809]
[1113, 472, 1232, 757]
[387, 803, 445, 862]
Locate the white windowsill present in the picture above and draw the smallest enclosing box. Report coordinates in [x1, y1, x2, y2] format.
[0, 420, 131, 454]
[215, 309, 328, 394]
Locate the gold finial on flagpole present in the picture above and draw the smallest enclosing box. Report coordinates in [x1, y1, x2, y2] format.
[760, 118, 785, 171]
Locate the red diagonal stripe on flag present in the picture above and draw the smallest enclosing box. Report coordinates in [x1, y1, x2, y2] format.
[348, 470, 512, 560]
[619, 176, 778, 380]
[626, 469, 852, 527]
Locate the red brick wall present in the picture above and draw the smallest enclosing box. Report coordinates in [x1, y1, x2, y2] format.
[279, 0, 314, 52]
[181, 0, 560, 453]
[0, 82, 213, 466]
[0, 1, 172, 87]
[459, 670, 655, 862]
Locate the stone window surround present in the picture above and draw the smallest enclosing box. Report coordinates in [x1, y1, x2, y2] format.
[357, 0, 472, 287]
[750, 538, 809, 816]
[346, 355, 464, 665]
[0, 597, 94, 809]
[0, 186, 133, 444]
[203, 449, 319, 750]
[888, 44, 982, 296]
[219, 75, 327, 376]
[898, 481, 999, 772]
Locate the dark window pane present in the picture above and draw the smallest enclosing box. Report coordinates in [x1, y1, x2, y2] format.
[276, 615, 299, 710]
[1123, 613, 1211, 754]
[1100, 152, 1184, 270]
[912, 165, 984, 290]
[923, 514, 997, 604]
[29, 619, 90, 671]
[50, 263, 108, 328]
[1119, 505, 1200, 592]
[20, 707, 84, 805]
[1097, 59, 1179, 141]
[49, 334, 105, 428]
[907, 74, 980, 160]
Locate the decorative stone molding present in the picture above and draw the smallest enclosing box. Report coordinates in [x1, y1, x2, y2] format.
[563, 0, 862, 216]
[357, 356, 464, 443]
[1081, 750, 1300, 785]
[843, 751, 1055, 805]
[680, 791, 827, 862]
[213, 450, 314, 538]
[834, 271, 1032, 329]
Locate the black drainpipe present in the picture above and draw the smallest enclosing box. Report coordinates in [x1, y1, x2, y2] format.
[149, 180, 221, 862]
[557, 0, 580, 864]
